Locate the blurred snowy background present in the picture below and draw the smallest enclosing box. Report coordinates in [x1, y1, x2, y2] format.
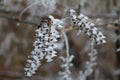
[0, 0, 120, 80]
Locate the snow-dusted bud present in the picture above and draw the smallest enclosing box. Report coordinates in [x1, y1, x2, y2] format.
[69, 9, 106, 44]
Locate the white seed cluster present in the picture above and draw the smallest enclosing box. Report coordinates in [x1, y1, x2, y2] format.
[25, 17, 61, 77]
[69, 9, 106, 44]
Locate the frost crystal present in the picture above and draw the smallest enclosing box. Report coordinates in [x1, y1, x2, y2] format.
[59, 55, 74, 80]
[69, 9, 106, 44]
[79, 39, 97, 80]
[58, 29, 74, 80]
[25, 16, 61, 77]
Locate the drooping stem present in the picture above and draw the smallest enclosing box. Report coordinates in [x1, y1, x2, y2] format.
[62, 29, 69, 57]
[19, 1, 41, 20]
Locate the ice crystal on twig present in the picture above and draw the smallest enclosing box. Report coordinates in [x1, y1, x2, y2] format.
[25, 16, 61, 77]
[79, 39, 97, 80]
[58, 30, 74, 80]
[69, 9, 106, 44]
[59, 55, 74, 80]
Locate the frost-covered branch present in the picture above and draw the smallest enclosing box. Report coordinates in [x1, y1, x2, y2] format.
[23, 6, 107, 78]
[79, 39, 97, 80]
[59, 30, 74, 80]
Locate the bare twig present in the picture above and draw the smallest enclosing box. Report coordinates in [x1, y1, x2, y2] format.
[0, 13, 80, 32]
[0, 14, 38, 26]
[62, 29, 70, 57]
[0, 12, 120, 31]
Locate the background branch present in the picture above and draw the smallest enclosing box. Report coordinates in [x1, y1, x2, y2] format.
[0, 14, 38, 26]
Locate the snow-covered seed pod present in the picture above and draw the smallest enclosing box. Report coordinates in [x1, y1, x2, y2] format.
[69, 9, 106, 44]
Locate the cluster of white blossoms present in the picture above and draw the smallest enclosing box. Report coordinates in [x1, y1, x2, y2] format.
[69, 9, 106, 45]
[25, 15, 62, 77]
